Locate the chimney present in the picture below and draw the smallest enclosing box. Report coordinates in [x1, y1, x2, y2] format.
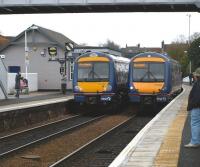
[161, 40, 165, 52]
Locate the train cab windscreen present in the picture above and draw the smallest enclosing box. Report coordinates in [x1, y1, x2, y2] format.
[78, 62, 109, 82]
[133, 62, 164, 82]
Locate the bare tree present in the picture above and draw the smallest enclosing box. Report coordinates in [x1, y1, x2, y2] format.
[99, 39, 121, 50]
[173, 33, 200, 44]
[79, 43, 88, 46]
[172, 34, 187, 44]
[190, 32, 200, 42]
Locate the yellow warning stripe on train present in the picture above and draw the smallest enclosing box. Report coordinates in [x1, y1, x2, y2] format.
[78, 57, 109, 62]
[78, 82, 109, 92]
[133, 57, 165, 62]
[133, 82, 164, 93]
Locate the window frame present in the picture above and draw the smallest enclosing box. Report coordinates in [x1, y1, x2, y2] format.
[132, 62, 165, 82]
[77, 61, 110, 82]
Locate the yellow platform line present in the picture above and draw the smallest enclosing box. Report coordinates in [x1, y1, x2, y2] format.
[153, 104, 188, 167]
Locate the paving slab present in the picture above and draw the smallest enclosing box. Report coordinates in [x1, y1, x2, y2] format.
[0, 91, 73, 113]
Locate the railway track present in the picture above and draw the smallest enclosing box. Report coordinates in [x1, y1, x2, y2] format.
[0, 107, 137, 167]
[50, 115, 152, 167]
[0, 103, 157, 167]
[0, 113, 105, 158]
[49, 114, 152, 167]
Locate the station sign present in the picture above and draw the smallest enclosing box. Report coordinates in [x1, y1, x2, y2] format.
[48, 47, 57, 56]
[65, 42, 74, 51]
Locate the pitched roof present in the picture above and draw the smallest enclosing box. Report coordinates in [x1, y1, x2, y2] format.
[0, 24, 77, 52]
[122, 46, 161, 53]
[37, 25, 77, 49]
[121, 45, 163, 58]
[75, 46, 121, 52]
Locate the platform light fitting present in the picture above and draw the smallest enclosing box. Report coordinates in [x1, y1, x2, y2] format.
[65, 42, 74, 51]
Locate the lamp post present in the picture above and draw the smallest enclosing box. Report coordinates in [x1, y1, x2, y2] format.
[25, 30, 28, 79]
[187, 14, 192, 74]
[24, 25, 38, 79]
[60, 42, 74, 94]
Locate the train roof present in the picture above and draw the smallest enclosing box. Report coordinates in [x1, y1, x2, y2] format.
[131, 52, 179, 63]
[76, 51, 130, 63]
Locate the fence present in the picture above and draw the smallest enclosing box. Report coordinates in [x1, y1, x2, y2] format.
[0, 58, 7, 99]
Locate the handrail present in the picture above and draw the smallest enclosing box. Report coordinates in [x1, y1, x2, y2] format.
[0, 80, 8, 99]
[0, 57, 8, 71]
[0, 58, 8, 99]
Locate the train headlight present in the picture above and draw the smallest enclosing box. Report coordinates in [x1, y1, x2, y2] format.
[161, 87, 167, 92]
[74, 86, 82, 92]
[130, 85, 138, 92]
[104, 84, 112, 92]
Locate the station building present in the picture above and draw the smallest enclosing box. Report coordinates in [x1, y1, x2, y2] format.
[0, 25, 122, 92]
[0, 25, 77, 91]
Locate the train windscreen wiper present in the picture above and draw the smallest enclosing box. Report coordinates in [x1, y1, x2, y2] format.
[148, 71, 158, 81]
[88, 70, 100, 78]
[140, 71, 158, 82]
[140, 72, 148, 81]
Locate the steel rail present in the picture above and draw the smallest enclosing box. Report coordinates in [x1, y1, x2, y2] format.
[49, 115, 136, 167]
[0, 114, 79, 140]
[0, 114, 105, 158]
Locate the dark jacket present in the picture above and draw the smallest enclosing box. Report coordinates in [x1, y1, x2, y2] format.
[187, 79, 200, 111]
[15, 74, 21, 90]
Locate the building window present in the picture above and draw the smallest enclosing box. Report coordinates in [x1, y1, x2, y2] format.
[70, 61, 74, 80]
[8, 66, 21, 73]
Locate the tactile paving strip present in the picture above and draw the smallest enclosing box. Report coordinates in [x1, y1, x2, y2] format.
[153, 104, 188, 167]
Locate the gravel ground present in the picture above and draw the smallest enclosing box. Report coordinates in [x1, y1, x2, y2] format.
[0, 113, 74, 138]
[0, 114, 100, 155]
[0, 111, 134, 167]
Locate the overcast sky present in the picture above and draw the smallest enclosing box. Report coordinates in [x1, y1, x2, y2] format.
[0, 12, 200, 48]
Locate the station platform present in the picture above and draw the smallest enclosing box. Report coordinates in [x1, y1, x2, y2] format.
[0, 91, 73, 133]
[110, 84, 200, 167]
[0, 91, 73, 113]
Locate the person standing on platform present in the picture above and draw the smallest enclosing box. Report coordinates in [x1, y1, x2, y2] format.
[185, 67, 200, 148]
[15, 72, 22, 98]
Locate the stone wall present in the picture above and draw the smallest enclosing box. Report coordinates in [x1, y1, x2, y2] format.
[0, 102, 69, 132]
